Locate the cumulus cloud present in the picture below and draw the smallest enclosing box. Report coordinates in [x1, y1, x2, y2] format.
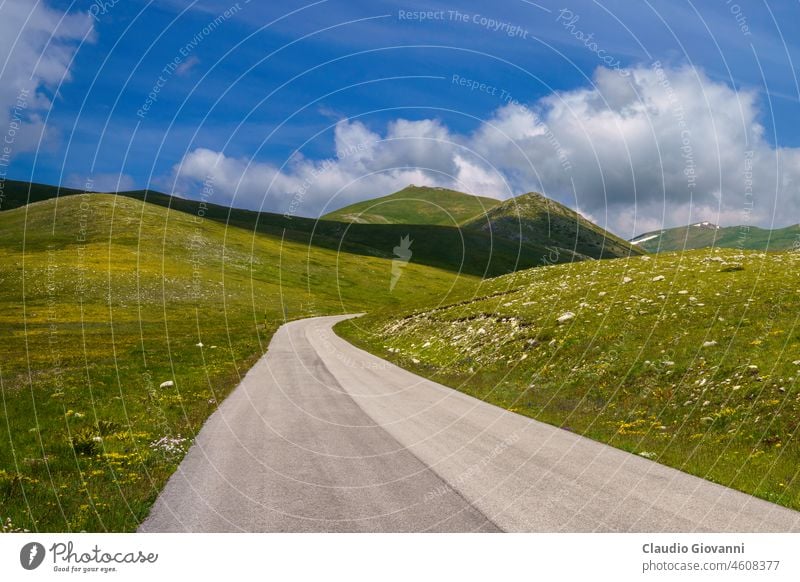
[170, 118, 505, 215]
[171, 63, 799, 235]
[0, 1, 92, 154]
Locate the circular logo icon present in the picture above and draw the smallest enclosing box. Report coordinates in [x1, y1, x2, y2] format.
[20, 542, 46, 570]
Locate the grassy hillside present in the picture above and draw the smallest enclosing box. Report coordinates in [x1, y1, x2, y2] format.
[110, 190, 596, 278]
[337, 248, 800, 510]
[632, 222, 800, 253]
[1, 181, 639, 276]
[321, 185, 501, 225]
[0, 193, 482, 532]
[463, 192, 643, 260]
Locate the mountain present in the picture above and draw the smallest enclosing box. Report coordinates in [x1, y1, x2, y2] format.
[1, 181, 640, 275]
[0, 181, 530, 276]
[462, 191, 643, 260]
[631, 221, 800, 253]
[321, 185, 501, 225]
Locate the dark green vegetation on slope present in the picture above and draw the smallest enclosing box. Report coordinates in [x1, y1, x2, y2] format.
[464, 191, 641, 260]
[0, 179, 87, 211]
[0, 194, 482, 532]
[337, 248, 800, 510]
[321, 185, 501, 225]
[632, 222, 800, 253]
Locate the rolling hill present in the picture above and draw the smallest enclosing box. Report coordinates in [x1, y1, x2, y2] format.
[631, 221, 800, 253]
[0, 179, 88, 211]
[320, 184, 501, 225]
[337, 247, 800, 511]
[1, 180, 640, 276]
[463, 191, 643, 260]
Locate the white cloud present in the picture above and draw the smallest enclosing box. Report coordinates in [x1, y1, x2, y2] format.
[0, 1, 92, 154]
[175, 55, 200, 76]
[171, 64, 800, 235]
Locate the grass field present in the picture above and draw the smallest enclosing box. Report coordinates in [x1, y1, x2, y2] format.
[337, 247, 800, 510]
[0, 193, 481, 532]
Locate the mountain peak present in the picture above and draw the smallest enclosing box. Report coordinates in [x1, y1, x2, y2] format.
[462, 191, 641, 259]
[321, 186, 501, 226]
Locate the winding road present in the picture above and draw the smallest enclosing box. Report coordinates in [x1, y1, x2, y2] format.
[140, 315, 800, 532]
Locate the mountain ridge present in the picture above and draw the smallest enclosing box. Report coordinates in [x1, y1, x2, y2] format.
[630, 222, 800, 253]
[1, 180, 640, 274]
[463, 191, 642, 260]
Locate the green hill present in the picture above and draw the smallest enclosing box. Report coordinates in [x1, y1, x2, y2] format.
[463, 191, 643, 260]
[631, 221, 800, 253]
[321, 185, 501, 225]
[1, 181, 638, 276]
[107, 189, 600, 278]
[0, 193, 481, 532]
[337, 247, 800, 511]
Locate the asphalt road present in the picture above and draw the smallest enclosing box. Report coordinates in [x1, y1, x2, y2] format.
[140, 315, 800, 532]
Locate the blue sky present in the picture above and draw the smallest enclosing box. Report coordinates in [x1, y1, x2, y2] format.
[4, 0, 800, 235]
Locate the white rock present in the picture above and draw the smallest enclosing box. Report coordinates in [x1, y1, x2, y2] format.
[557, 312, 575, 324]
[702, 341, 718, 347]
[622, 276, 632, 284]
[652, 275, 665, 282]
[598, 291, 607, 297]
[678, 290, 689, 295]
[159, 381, 174, 389]
[196, 342, 204, 347]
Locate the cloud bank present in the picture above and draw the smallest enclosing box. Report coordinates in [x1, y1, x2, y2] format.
[0, 1, 92, 154]
[172, 64, 798, 236]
